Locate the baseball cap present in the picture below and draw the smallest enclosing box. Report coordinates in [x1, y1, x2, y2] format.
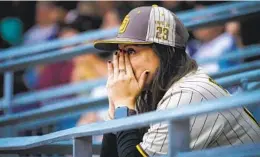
[94, 5, 189, 51]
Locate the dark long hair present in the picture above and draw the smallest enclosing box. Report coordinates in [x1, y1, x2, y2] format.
[136, 43, 198, 135]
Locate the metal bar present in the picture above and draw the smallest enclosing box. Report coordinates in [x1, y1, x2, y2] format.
[0, 44, 98, 73]
[197, 45, 260, 64]
[0, 6, 259, 73]
[73, 137, 92, 157]
[0, 28, 118, 60]
[3, 71, 13, 114]
[184, 3, 260, 29]
[0, 96, 108, 126]
[247, 82, 260, 91]
[168, 119, 190, 157]
[209, 60, 260, 79]
[0, 89, 259, 151]
[1, 44, 259, 74]
[0, 2, 258, 60]
[14, 106, 106, 134]
[177, 1, 260, 19]
[240, 78, 249, 91]
[0, 67, 258, 109]
[215, 69, 260, 87]
[0, 141, 101, 155]
[1, 78, 106, 107]
[2, 72, 14, 137]
[15, 110, 85, 134]
[0, 69, 257, 132]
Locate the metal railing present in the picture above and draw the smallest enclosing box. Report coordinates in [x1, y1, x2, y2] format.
[0, 45, 259, 116]
[210, 60, 260, 79]
[0, 1, 259, 116]
[0, 1, 259, 62]
[0, 57, 258, 109]
[0, 2, 260, 73]
[0, 89, 259, 157]
[0, 2, 260, 156]
[0, 68, 259, 138]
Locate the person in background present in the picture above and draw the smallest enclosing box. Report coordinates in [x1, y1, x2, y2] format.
[37, 12, 103, 91]
[69, 2, 119, 131]
[23, 1, 60, 45]
[186, 1, 239, 74]
[54, 1, 77, 24]
[225, 21, 243, 48]
[22, 1, 61, 91]
[13, 24, 75, 113]
[161, 1, 193, 12]
[37, 20, 105, 131]
[65, 1, 102, 29]
[34, 23, 76, 106]
[96, 1, 121, 29]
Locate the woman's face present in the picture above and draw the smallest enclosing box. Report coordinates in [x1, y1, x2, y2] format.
[118, 44, 160, 87]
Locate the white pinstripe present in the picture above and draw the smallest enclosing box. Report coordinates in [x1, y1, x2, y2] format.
[140, 68, 260, 156]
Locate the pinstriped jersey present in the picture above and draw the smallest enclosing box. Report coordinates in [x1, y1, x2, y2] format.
[139, 68, 260, 156]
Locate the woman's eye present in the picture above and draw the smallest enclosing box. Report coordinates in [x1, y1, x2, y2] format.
[126, 48, 136, 54]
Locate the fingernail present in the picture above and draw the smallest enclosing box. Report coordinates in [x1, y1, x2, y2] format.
[145, 71, 149, 75]
[108, 60, 111, 63]
[115, 51, 118, 55]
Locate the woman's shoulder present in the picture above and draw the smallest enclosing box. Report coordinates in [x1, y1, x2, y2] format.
[160, 68, 229, 105]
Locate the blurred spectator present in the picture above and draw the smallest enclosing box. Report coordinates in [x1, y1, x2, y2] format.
[65, 2, 102, 29]
[14, 24, 77, 114]
[55, 1, 77, 24]
[22, 2, 61, 90]
[116, 1, 146, 21]
[71, 54, 107, 83]
[186, 1, 239, 73]
[34, 15, 108, 131]
[36, 24, 79, 91]
[23, 27, 71, 91]
[161, 1, 193, 12]
[96, 1, 121, 29]
[23, 1, 60, 45]
[225, 21, 242, 47]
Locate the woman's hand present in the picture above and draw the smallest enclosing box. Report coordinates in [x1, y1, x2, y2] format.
[107, 97, 115, 119]
[106, 51, 149, 110]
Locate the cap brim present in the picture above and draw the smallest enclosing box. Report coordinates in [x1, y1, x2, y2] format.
[94, 37, 152, 51]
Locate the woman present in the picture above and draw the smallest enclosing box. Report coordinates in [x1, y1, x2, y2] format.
[94, 5, 260, 157]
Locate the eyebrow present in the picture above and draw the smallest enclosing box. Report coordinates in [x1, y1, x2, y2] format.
[122, 45, 134, 49]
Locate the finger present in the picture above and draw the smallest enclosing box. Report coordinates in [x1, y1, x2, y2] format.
[118, 51, 125, 72]
[138, 70, 149, 89]
[107, 60, 113, 79]
[125, 52, 134, 76]
[113, 51, 119, 77]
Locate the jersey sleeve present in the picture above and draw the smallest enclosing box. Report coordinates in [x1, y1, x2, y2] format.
[140, 90, 224, 156]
